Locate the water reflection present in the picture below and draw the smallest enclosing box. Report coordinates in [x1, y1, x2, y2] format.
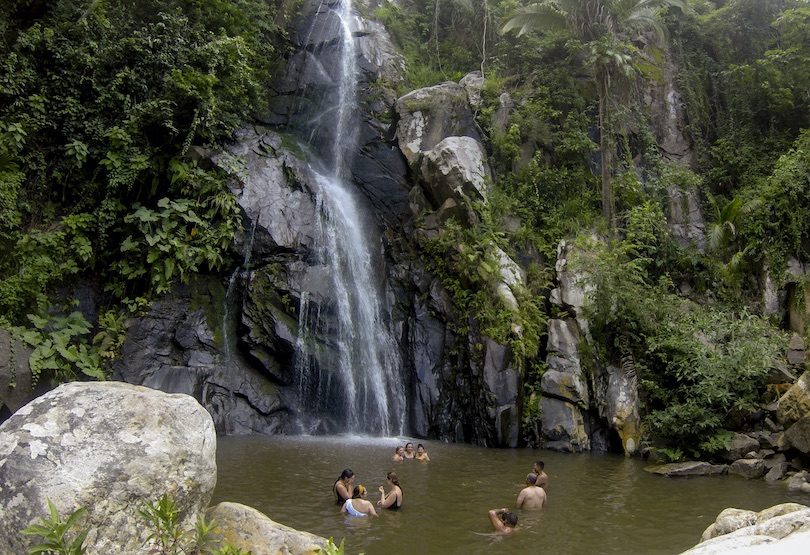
[211, 436, 806, 554]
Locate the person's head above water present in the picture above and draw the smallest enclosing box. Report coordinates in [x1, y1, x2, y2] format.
[338, 469, 354, 482]
[526, 473, 538, 485]
[352, 485, 366, 498]
[502, 511, 518, 527]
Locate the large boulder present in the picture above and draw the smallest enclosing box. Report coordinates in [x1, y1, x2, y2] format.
[207, 502, 327, 554]
[0, 382, 217, 555]
[681, 503, 810, 554]
[394, 81, 482, 165]
[777, 371, 810, 426]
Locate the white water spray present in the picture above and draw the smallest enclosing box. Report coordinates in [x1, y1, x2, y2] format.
[294, 0, 406, 436]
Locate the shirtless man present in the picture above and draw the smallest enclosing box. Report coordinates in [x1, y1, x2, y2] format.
[516, 473, 547, 509]
[532, 460, 549, 488]
[488, 507, 518, 534]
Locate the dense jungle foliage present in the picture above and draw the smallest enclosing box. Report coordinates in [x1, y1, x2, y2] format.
[2, 0, 809, 458]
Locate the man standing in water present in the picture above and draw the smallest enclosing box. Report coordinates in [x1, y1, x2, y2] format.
[532, 460, 549, 487]
[488, 507, 518, 534]
[516, 473, 547, 508]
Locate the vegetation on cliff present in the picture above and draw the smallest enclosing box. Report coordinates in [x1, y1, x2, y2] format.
[2, 0, 810, 457]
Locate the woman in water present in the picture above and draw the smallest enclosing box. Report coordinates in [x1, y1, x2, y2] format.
[402, 442, 415, 459]
[415, 443, 430, 461]
[377, 471, 403, 510]
[391, 446, 405, 462]
[333, 469, 354, 505]
[341, 485, 377, 517]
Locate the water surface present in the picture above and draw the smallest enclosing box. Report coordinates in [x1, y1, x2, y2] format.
[212, 436, 806, 554]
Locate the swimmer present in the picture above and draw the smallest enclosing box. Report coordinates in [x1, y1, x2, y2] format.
[341, 485, 378, 517]
[333, 469, 354, 505]
[392, 446, 405, 462]
[532, 460, 549, 488]
[377, 471, 403, 510]
[488, 507, 518, 534]
[516, 473, 547, 508]
[415, 443, 430, 461]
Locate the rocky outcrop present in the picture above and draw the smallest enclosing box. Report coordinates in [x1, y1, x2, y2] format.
[0, 329, 49, 419]
[680, 503, 810, 554]
[395, 81, 482, 165]
[112, 275, 293, 435]
[207, 502, 327, 554]
[645, 461, 729, 477]
[0, 382, 216, 555]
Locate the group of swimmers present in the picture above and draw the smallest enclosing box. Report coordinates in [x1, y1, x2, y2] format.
[332, 442, 429, 518]
[488, 460, 549, 534]
[333, 468, 402, 518]
[391, 441, 429, 462]
[333, 445, 548, 535]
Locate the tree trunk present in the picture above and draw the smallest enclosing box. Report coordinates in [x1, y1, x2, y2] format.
[598, 74, 614, 229]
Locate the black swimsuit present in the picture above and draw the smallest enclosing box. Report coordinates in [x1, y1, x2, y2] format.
[334, 482, 349, 506]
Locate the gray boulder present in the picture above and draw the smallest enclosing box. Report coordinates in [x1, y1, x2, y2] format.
[645, 461, 728, 477]
[728, 459, 767, 479]
[207, 502, 327, 554]
[395, 81, 482, 165]
[682, 503, 810, 554]
[0, 382, 216, 555]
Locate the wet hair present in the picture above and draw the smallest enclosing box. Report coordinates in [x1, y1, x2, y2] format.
[395, 446, 404, 453]
[338, 469, 354, 481]
[405, 442, 414, 449]
[386, 471, 402, 490]
[527, 473, 538, 485]
[352, 485, 366, 498]
[417, 443, 425, 450]
[504, 512, 518, 527]
[534, 461, 545, 470]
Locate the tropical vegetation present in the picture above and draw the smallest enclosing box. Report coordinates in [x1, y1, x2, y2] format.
[2, 0, 810, 459]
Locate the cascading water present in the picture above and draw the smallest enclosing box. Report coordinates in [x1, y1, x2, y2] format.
[293, 0, 406, 436]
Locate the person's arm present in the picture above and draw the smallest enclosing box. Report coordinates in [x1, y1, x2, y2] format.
[488, 508, 508, 532]
[378, 486, 389, 507]
[367, 501, 378, 517]
[423, 453, 430, 461]
[340, 501, 347, 514]
[515, 490, 525, 509]
[336, 482, 349, 501]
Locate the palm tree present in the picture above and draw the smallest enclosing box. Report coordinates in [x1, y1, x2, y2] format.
[503, 0, 686, 228]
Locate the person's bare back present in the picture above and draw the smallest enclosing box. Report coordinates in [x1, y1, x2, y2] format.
[515, 473, 547, 509]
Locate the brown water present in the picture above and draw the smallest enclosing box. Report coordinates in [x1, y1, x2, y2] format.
[211, 435, 806, 555]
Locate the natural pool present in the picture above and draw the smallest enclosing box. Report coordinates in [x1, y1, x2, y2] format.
[211, 435, 807, 554]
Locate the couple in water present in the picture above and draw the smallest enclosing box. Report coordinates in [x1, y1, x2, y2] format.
[334, 469, 403, 518]
[392, 441, 429, 461]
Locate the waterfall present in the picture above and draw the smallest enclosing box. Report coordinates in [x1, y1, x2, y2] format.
[293, 0, 406, 436]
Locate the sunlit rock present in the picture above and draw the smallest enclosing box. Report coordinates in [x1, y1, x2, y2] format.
[776, 372, 810, 427]
[395, 81, 481, 165]
[0, 382, 216, 555]
[682, 503, 810, 554]
[207, 502, 327, 554]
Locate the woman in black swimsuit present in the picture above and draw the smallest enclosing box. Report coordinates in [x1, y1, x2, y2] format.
[377, 471, 403, 510]
[333, 469, 354, 505]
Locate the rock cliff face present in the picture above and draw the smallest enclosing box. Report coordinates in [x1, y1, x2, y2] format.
[7, 0, 809, 460]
